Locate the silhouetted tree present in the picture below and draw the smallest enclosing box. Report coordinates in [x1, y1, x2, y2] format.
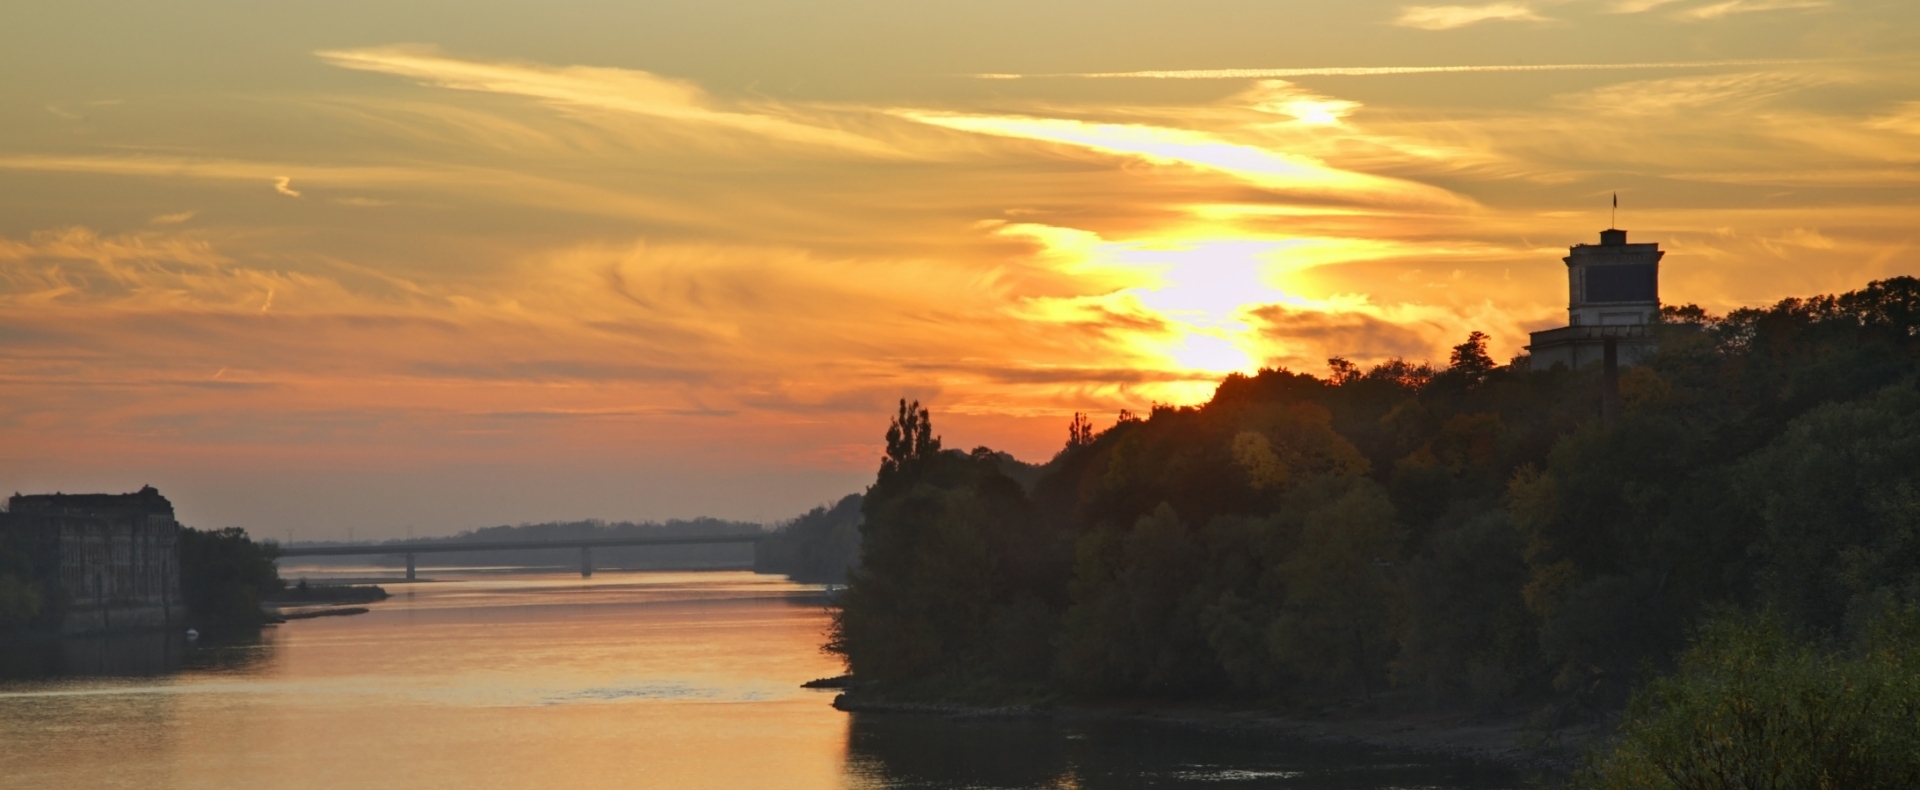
[1327, 357, 1361, 385]
[1065, 412, 1094, 451]
[177, 527, 283, 626]
[1448, 331, 1496, 384]
[879, 399, 941, 486]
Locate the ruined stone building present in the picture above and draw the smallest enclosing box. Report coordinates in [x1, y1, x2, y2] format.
[0, 486, 184, 633]
[1526, 228, 1663, 370]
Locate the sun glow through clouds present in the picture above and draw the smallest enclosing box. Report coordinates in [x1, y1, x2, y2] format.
[3, 0, 1918, 528]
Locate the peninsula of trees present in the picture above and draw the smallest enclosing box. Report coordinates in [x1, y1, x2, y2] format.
[830, 277, 1920, 780]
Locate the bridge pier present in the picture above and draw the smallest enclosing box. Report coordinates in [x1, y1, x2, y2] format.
[581, 546, 593, 578]
[406, 552, 415, 581]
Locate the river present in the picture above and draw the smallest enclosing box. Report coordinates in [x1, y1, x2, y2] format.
[0, 570, 1526, 789]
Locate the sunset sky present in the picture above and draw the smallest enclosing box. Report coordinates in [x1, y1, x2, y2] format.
[4, 0, 1917, 536]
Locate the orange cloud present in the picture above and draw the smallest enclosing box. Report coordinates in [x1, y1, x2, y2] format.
[1393, 3, 1546, 30]
[897, 111, 1469, 209]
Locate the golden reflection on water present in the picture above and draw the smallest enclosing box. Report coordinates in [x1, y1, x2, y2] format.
[0, 571, 853, 790]
[1, 571, 1525, 790]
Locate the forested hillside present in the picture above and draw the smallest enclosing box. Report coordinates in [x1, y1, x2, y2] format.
[831, 276, 1920, 723]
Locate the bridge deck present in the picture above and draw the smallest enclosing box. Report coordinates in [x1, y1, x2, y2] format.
[277, 534, 765, 557]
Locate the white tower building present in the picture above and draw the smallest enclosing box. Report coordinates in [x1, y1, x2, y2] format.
[1526, 228, 1662, 370]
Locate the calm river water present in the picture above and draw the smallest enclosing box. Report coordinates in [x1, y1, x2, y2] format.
[0, 570, 1525, 789]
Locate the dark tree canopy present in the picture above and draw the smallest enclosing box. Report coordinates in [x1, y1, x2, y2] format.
[177, 527, 283, 626]
[830, 276, 1920, 728]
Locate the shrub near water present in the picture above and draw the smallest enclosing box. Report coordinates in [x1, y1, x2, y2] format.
[177, 527, 284, 626]
[1577, 612, 1920, 790]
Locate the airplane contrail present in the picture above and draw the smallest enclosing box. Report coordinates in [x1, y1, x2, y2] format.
[970, 58, 1837, 80]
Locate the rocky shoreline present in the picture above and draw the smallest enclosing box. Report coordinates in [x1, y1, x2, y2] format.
[828, 690, 1596, 775]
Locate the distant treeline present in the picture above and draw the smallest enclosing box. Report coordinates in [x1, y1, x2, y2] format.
[831, 275, 1920, 737]
[287, 518, 767, 571]
[755, 494, 863, 583]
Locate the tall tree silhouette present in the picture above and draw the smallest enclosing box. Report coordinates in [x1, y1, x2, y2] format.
[1449, 331, 1495, 384]
[1065, 412, 1095, 450]
[879, 399, 940, 484]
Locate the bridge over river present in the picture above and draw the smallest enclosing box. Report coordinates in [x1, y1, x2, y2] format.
[277, 534, 766, 579]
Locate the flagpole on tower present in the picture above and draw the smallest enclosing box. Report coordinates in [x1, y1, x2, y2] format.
[1612, 192, 1618, 229]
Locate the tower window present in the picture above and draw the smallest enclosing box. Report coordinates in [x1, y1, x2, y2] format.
[1585, 264, 1657, 303]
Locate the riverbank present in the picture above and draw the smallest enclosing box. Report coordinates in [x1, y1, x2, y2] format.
[830, 690, 1597, 775]
[265, 583, 391, 606]
[260, 582, 389, 622]
[280, 607, 371, 620]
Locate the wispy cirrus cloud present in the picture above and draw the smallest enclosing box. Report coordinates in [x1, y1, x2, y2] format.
[1552, 71, 1825, 116]
[1239, 81, 1362, 124]
[1867, 102, 1920, 135]
[970, 58, 1826, 80]
[1607, 0, 1686, 11]
[1676, 0, 1828, 20]
[1393, 2, 1545, 30]
[0, 154, 423, 187]
[895, 112, 1468, 209]
[316, 46, 893, 155]
[0, 154, 722, 228]
[1672, 169, 1920, 187]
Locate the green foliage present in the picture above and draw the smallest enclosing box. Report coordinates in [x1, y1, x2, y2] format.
[1511, 279, 1920, 699]
[1736, 386, 1920, 629]
[1268, 479, 1404, 700]
[177, 527, 284, 626]
[1057, 503, 1215, 693]
[1395, 510, 1533, 708]
[833, 465, 1057, 689]
[831, 276, 1920, 723]
[831, 402, 1066, 696]
[1576, 612, 1920, 790]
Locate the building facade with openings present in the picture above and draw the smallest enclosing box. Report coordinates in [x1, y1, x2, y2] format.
[1526, 228, 1662, 370]
[0, 486, 184, 634]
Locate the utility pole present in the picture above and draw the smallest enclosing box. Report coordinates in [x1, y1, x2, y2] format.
[1602, 336, 1622, 426]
